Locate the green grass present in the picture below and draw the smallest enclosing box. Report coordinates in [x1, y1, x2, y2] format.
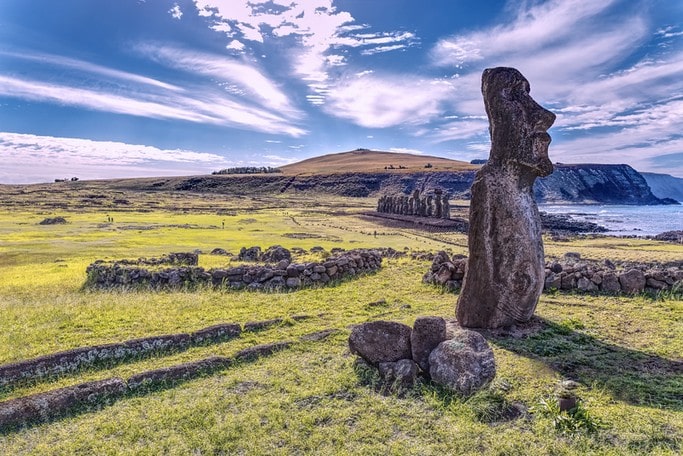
[0, 197, 681, 455]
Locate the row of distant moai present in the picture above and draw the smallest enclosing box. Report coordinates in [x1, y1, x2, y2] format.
[376, 188, 450, 219]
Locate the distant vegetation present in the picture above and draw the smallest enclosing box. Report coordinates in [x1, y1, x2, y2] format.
[212, 167, 282, 175]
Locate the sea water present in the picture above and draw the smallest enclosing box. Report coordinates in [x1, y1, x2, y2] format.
[539, 204, 683, 236]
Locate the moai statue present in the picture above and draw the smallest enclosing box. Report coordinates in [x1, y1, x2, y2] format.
[426, 195, 433, 217]
[441, 193, 450, 219]
[456, 67, 555, 328]
[434, 189, 443, 218]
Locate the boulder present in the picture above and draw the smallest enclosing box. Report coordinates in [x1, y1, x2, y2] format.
[238, 246, 261, 261]
[261, 245, 291, 263]
[348, 321, 412, 366]
[619, 269, 646, 294]
[410, 316, 447, 373]
[428, 329, 496, 396]
[601, 273, 621, 293]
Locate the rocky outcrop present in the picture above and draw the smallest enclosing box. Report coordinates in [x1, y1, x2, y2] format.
[85, 249, 382, 291]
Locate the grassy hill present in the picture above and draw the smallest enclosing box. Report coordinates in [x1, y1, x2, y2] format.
[280, 149, 478, 175]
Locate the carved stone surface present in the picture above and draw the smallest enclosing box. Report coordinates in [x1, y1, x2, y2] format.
[456, 67, 556, 328]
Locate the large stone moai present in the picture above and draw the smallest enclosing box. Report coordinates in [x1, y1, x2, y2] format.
[456, 67, 555, 328]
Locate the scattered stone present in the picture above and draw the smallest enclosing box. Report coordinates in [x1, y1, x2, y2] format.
[210, 248, 230, 255]
[410, 316, 447, 373]
[348, 321, 412, 366]
[457, 67, 555, 329]
[428, 329, 496, 396]
[38, 216, 67, 225]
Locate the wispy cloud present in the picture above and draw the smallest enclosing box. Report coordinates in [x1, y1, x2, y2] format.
[0, 132, 229, 183]
[0, 49, 307, 137]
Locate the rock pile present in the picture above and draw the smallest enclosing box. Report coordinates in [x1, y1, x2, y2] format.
[85, 248, 382, 291]
[424, 251, 682, 295]
[38, 217, 67, 225]
[377, 188, 450, 219]
[349, 317, 495, 396]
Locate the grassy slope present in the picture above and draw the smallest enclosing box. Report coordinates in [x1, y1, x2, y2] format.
[0, 193, 681, 455]
[279, 149, 479, 175]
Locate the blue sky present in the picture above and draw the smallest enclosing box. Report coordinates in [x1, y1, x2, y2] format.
[0, 0, 682, 183]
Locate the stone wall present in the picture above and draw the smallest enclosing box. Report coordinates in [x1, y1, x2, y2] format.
[423, 251, 682, 295]
[377, 188, 450, 219]
[85, 248, 382, 291]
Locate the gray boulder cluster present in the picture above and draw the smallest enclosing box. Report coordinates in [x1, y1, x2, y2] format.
[85, 248, 381, 291]
[349, 317, 495, 396]
[377, 188, 450, 219]
[424, 251, 682, 295]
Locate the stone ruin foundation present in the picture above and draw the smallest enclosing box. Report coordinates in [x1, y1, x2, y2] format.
[85, 247, 382, 291]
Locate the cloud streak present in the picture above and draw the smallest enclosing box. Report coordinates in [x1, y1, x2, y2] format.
[0, 132, 229, 184]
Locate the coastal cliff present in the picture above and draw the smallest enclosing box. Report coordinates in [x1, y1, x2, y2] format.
[641, 172, 683, 203]
[117, 150, 674, 205]
[533, 164, 673, 205]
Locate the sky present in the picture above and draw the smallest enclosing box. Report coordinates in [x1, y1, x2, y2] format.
[0, 0, 682, 183]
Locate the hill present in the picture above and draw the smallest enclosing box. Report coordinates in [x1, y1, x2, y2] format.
[279, 149, 477, 175]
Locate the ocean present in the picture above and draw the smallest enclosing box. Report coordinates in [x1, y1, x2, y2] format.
[539, 204, 683, 237]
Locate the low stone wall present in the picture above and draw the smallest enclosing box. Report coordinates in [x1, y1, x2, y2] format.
[85, 249, 382, 291]
[423, 251, 682, 295]
[0, 321, 339, 431]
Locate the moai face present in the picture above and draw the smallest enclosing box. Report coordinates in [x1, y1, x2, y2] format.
[482, 67, 555, 177]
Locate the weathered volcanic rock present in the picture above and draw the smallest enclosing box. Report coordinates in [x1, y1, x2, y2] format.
[410, 316, 447, 373]
[619, 269, 646, 294]
[428, 329, 496, 396]
[348, 321, 412, 366]
[457, 67, 555, 328]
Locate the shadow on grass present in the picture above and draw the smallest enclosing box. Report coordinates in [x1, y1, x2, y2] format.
[484, 316, 683, 411]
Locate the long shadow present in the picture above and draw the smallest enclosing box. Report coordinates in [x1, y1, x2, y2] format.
[484, 316, 683, 411]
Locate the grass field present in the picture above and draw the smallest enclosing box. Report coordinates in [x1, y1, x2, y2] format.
[0, 192, 681, 455]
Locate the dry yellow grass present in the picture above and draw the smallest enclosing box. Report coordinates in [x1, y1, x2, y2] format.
[279, 149, 479, 175]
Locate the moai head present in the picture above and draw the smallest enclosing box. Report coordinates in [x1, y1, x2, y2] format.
[482, 67, 555, 177]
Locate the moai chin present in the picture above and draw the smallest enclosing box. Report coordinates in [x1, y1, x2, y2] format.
[456, 67, 555, 328]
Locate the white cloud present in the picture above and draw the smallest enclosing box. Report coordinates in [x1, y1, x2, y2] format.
[0, 132, 228, 184]
[169, 3, 183, 20]
[191, 1, 417, 105]
[324, 75, 455, 128]
[227, 40, 245, 51]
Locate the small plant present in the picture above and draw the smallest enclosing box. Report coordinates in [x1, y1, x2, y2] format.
[532, 396, 606, 435]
